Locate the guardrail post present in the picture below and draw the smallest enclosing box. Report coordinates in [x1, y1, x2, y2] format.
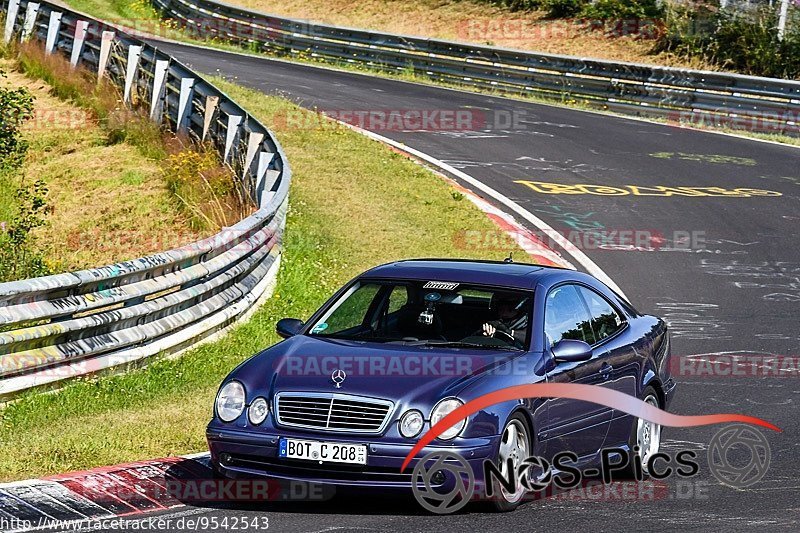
[224, 115, 243, 162]
[69, 20, 89, 67]
[244, 132, 264, 175]
[20, 2, 39, 42]
[3, 0, 20, 44]
[260, 169, 280, 207]
[150, 59, 169, 121]
[123, 45, 142, 103]
[256, 151, 274, 205]
[97, 31, 115, 81]
[45, 11, 61, 54]
[177, 77, 195, 132]
[202, 95, 219, 140]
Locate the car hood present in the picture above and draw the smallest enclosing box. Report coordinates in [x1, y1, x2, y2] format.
[230, 335, 523, 406]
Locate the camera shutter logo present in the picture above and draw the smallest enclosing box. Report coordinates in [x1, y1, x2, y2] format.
[708, 424, 771, 488]
[331, 369, 347, 388]
[411, 451, 474, 514]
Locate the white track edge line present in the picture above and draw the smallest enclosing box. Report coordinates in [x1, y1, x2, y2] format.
[333, 121, 628, 300]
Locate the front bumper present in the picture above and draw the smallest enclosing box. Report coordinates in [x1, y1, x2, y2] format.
[207, 426, 496, 493]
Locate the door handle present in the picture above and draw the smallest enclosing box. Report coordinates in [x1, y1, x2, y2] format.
[599, 362, 613, 379]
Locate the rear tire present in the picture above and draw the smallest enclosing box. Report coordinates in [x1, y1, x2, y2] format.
[622, 385, 662, 478]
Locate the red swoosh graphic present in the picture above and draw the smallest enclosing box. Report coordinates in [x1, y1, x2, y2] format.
[400, 383, 780, 472]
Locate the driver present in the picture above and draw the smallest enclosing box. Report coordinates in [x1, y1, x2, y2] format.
[482, 293, 529, 346]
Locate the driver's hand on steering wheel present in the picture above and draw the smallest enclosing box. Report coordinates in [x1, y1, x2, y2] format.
[483, 322, 516, 342]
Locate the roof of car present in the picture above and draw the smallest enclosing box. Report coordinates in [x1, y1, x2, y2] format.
[360, 258, 574, 290]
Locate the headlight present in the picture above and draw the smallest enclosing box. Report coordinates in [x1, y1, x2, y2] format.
[399, 409, 424, 438]
[248, 397, 269, 425]
[216, 381, 245, 422]
[430, 398, 466, 440]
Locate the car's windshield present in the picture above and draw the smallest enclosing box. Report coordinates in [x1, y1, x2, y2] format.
[308, 280, 533, 349]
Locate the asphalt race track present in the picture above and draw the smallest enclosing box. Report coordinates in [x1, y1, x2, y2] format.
[105, 41, 799, 531]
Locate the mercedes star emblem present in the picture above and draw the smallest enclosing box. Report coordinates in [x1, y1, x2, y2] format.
[331, 369, 347, 388]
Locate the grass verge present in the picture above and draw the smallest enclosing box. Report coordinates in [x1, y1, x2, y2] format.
[0, 56, 189, 275]
[17, 40, 251, 231]
[0, 77, 526, 481]
[1, 40, 257, 275]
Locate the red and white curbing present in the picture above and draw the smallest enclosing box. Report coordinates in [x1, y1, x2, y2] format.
[0, 453, 214, 532]
[448, 179, 573, 268]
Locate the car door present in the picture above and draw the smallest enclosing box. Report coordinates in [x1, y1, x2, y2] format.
[574, 284, 640, 449]
[540, 284, 612, 461]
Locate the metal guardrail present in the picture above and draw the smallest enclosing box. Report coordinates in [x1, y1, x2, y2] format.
[152, 0, 800, 135]
[0, 0, 290, 397]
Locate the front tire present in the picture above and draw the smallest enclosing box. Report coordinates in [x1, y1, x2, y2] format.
[486, 413, 531, 512]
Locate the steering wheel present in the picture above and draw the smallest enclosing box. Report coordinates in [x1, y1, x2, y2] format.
[459, 335, 512, 347]
[465, 326, 515, 345]
[494, 329, 516, 343]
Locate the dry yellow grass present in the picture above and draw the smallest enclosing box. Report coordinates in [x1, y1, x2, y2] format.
[1, 62, 202, 273]
[233, 0, 712, 68]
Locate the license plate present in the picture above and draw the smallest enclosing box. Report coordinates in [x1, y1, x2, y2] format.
[278, 438, 367, 465]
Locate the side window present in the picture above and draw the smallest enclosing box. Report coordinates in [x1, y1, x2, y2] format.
[576, 286, 625, 343]
[456, 288, 493, 306]
[544, 285, 594, 346]
[387, 285, 409, 314]
[322, 283, 381, 334]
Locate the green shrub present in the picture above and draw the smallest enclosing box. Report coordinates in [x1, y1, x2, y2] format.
[580, 0, 664, 20]
[540, 0, 587, 17]
[656, 1, 716, 56]
[489, 0, 543, 11]
[0, 66, 51, 282]
[0, 179, 51, 282]
[712, 7, 800, 78]
[0, 69, 34, 167]
[658, 3, 800, 79]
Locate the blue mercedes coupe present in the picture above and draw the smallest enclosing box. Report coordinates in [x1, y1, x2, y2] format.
[207, 259, 675, 511]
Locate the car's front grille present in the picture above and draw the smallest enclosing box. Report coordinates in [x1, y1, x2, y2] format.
[275, 393, 393, 433]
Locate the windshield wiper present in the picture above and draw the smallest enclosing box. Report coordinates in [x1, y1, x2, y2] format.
[407, 340, 521, 351]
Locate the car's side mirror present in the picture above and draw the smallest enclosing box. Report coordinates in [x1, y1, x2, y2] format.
[551, 339, 593, 363]
[276, 318, 304, 339]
